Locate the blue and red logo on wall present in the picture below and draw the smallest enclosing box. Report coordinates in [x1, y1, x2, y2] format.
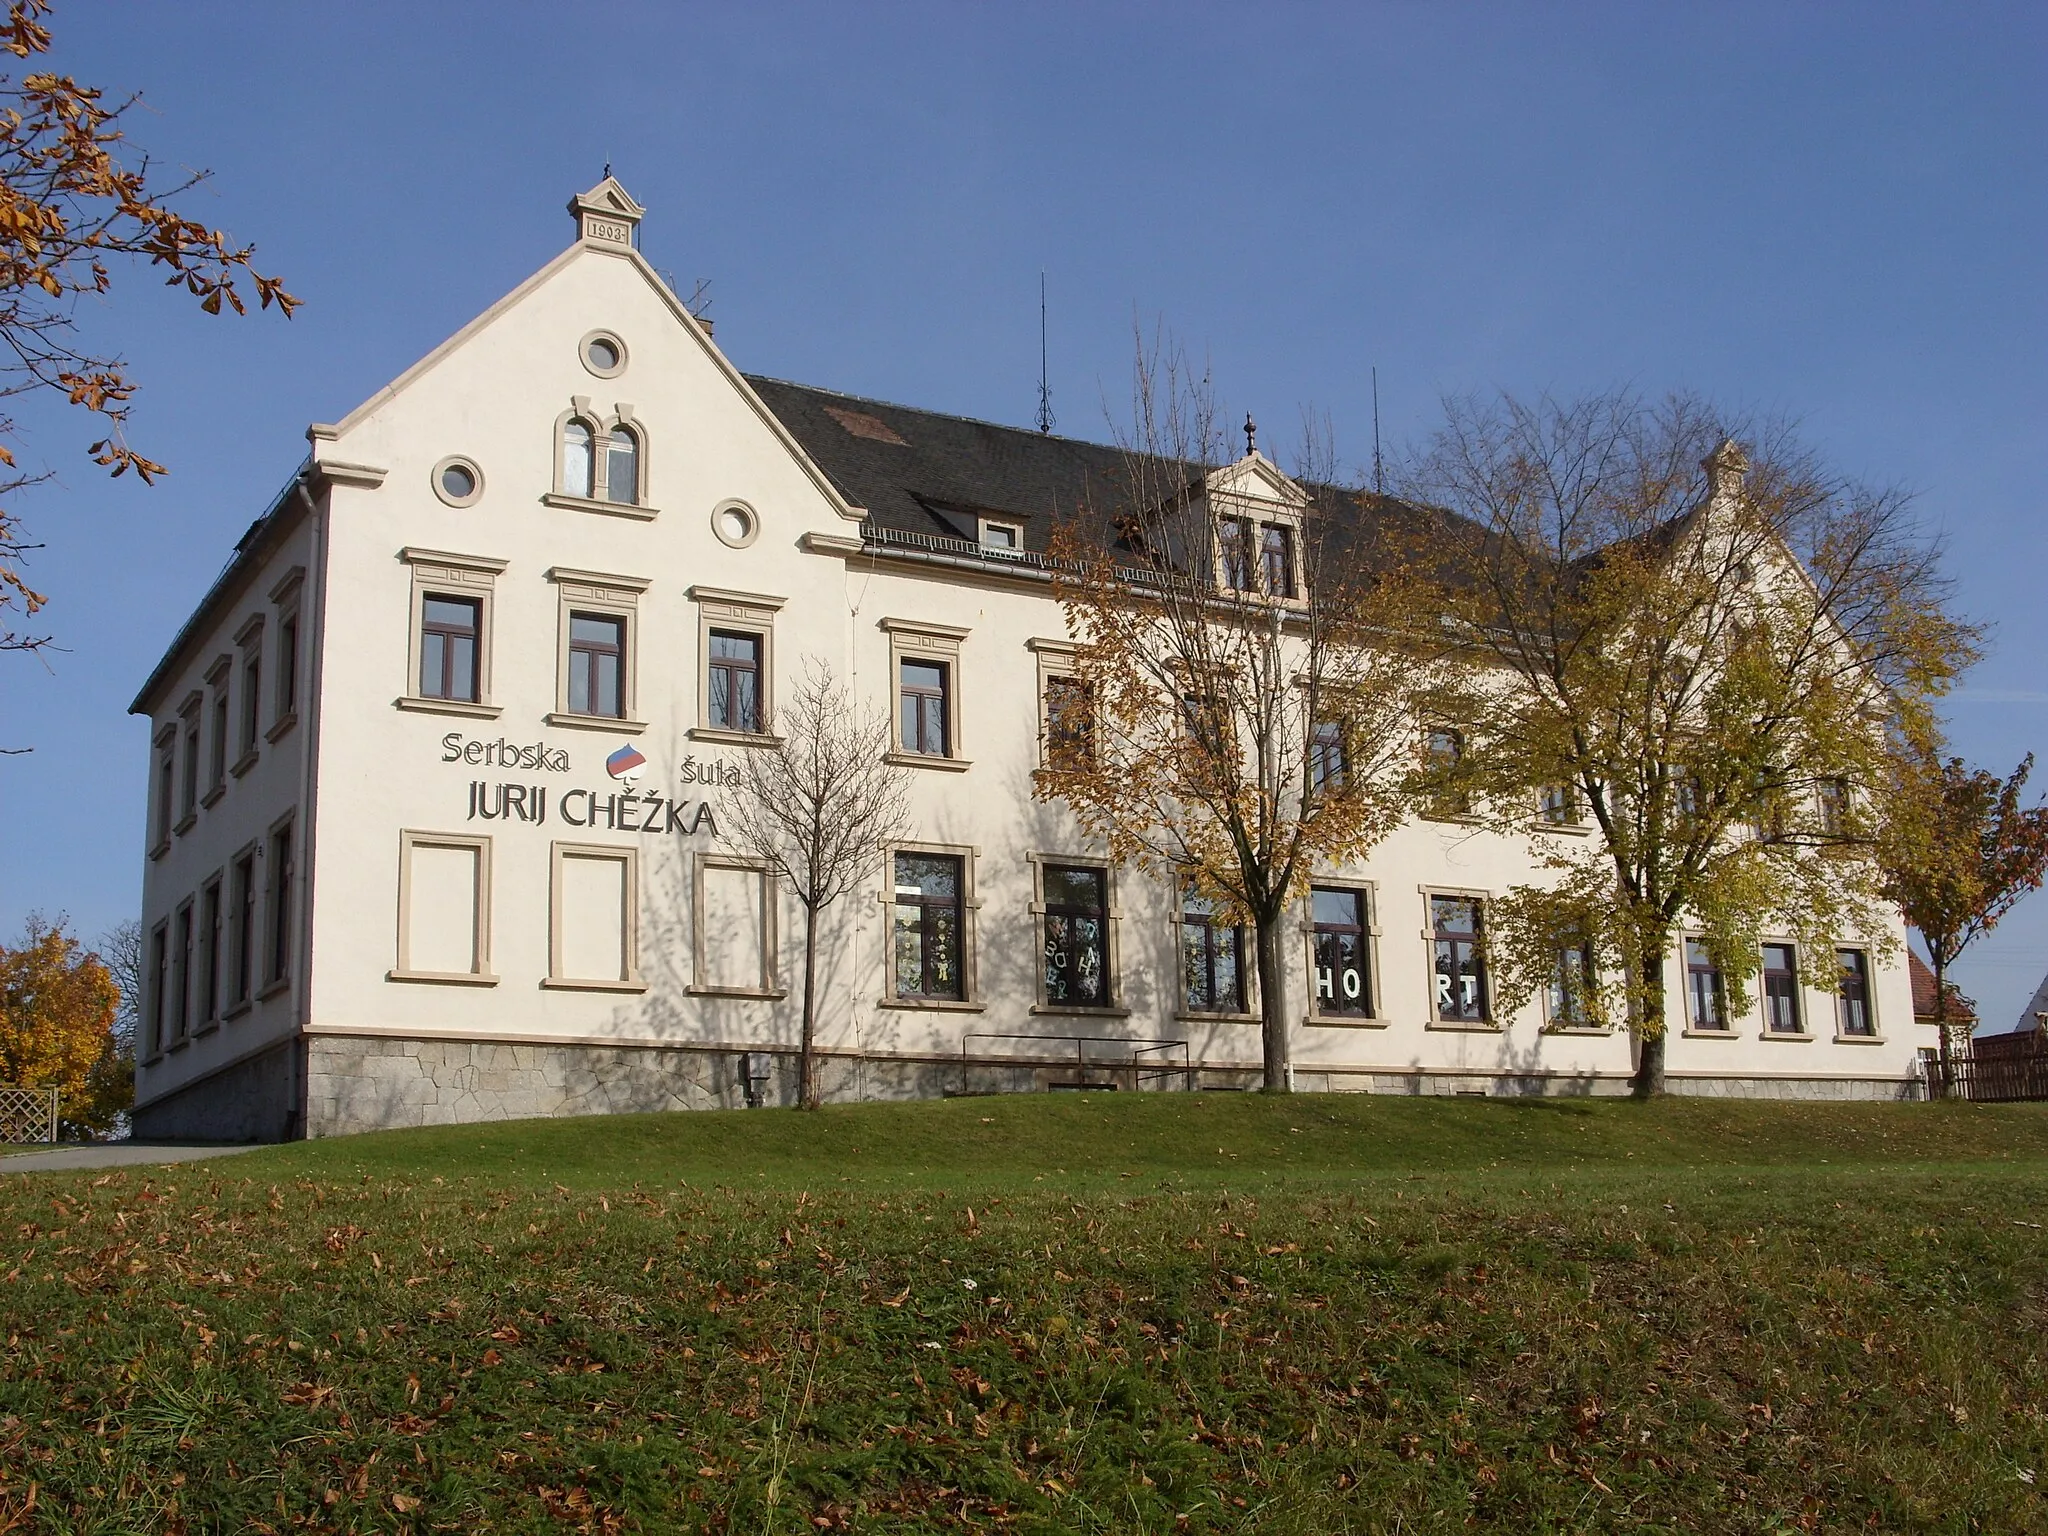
[604, 743, 647, 780]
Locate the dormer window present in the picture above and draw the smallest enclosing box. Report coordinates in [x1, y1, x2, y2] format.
[563, 418, 595, 498]
[978, 518, 1023, 555]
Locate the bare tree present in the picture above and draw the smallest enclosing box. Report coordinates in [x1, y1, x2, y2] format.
[1040, 329, 1443, 1091]
[721, 661, 910, 1109]
[94, 917, 143, 1059]
[1399, 389, 1979, 1095]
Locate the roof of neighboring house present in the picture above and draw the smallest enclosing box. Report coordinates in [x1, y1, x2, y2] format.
[1910, 951, 1978, 1024]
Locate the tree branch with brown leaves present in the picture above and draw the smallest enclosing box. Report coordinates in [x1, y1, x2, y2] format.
[0, 0, 298, 661]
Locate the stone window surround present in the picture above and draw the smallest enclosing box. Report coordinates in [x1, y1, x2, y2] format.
[397, 547, 509, 720]
[688, 585, 786, 748]
[266, 567, 303, 745]
[431, 454, 486, 509]
[545, 566, 652, 733]
[1175, 881, 1259, 1025]
[1758, 936, 1813, 1041]
[174, 689, 203, 835]
[578, 328, 629, 381]
[1532, 781, 1593, 835]
[169, 895, 194, 1049]
[1417, 718, 1478, 825]
[689, 851, 786, 999]
[875, 839, 984, 1013]
[389, 829, 498, 987]
[883, 618, 971, 771]
[1418, 883, 1497, 1032]
[1027, 638, 1082, 771]
[149, 720, 176, 857]
[1833, 946, 1885, 1044]
[202, 654, 233, 806]
[978, 515, 1025, 550]
[544, 398, 657, 520]
[1301, 878, 1386, 1028]
[542, 839, 646, 993]
[232, 611, 264, 774]
[1025, 852, 1129, 1019]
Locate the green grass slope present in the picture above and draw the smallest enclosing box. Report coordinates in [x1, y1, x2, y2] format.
[3, 1096, 2046, 1534]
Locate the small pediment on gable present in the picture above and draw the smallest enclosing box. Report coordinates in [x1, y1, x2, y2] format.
[567, 175, 645, 247]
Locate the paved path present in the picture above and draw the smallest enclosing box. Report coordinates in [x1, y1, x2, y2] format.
[0, 1142, 267, 1173]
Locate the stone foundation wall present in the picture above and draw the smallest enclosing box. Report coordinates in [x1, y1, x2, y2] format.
[252, 1035, 1925, 1139]
[132, 1037, 305, 1143]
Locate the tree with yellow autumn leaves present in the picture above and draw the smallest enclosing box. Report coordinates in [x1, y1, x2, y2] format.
[0, 914, 127, 1137]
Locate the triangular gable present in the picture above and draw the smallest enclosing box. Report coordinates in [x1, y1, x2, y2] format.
[318, 238, 865, 523]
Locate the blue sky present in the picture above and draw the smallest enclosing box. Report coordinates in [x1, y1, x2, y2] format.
[1, 3, 2043, 1027]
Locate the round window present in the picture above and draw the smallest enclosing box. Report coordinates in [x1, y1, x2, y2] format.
[712, 502, 759, 549]
[431, 455, 484, 508]
[580, 330, 627, 379]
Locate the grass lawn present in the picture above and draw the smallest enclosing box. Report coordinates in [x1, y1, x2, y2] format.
[2, 1094, 2046, 1533]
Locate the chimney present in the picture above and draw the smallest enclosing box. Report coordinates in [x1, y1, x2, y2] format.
[567, 175, 645, 249]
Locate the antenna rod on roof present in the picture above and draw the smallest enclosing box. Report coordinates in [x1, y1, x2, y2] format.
[1036, 270, 1055, 435]
[1371, 365, 1384, 496]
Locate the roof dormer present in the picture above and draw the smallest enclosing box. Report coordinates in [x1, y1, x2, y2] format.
[1197, 444, 1311, 602]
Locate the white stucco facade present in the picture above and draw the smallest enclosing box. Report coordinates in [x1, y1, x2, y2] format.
[128, 181, 1931, 1139]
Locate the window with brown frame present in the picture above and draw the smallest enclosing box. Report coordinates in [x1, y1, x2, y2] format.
[1218, 517, 1254, 591]
[1042, 864, 1110, 1008]
[275, 612, 299, 722]
[170, 901, 192, 1043]
[209, 683, 231, 792]
[707, 630, 763, 733]
[1311, 720, 1349, 792]
[892, 853, 964, 1000]
[266, 822, 295, 987]
[1762, 943, 1802, 1033]
[146, 921, 167, 1056]
[1311, 886, 1373, 1017]
[1043, 674, 1094, 766]
[179, 709, 200, 824]
[567, 612, 626, 718]
[1685, 939, 1726, 1030]
[229, 852, 256, 1008]
[1547, 940, 1597, 1027]
[240, 648, 262, 754]
[419, 595, 482, 702]
[197, 878, 222, 1028]
[1179, 889, 1245, 1014]
[898, 659, 951, 757]
[1260, 522, 1296, 598]
[1431, 895, 1489, 1023]
[1837, 949, 1874, 1036]
[152, 733, 175, 848]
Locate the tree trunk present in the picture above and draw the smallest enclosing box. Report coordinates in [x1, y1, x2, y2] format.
[798, 901, 821, 1110]
[1631, 947, 1668, 1099]
[1255, 913, 1291, 1093]
[1933, 950, 1955, 1095]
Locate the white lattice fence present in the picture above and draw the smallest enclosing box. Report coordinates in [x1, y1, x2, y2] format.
[0, 1085, 60, 1144]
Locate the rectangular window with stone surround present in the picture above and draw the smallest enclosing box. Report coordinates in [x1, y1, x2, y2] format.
[392, 831, 495, 985]
[545, 842, 644, 991]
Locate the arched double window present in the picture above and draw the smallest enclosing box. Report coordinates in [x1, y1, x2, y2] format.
[558, 414, 642, 505]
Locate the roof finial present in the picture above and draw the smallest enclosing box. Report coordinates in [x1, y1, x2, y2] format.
[1244, 414, 1257, 458]
[603, 161, 612, 180]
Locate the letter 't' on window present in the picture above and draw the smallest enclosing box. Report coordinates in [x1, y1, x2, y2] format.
[1042, 863, 1109, 1008]
[899, 659, 951, 756]
[1311, 886, 1371, 1017]
[892, 853, 964, 1000]
[420, 596, 481, 702]
[1431, 895, 1488, 1023]
[708, 630, 763, 733]
[568, 612, 626, 718]
[562, 419, 595, 499]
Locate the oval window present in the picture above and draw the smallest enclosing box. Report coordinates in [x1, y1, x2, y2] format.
[713, 503, 758, 548]
[441, 462, 476, 500]
[432, 455, 484, 507]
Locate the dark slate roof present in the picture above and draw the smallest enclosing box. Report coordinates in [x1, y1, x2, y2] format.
[743, 374, 1436, 562]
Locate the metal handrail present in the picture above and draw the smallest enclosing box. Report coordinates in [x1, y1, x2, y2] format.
[958, 1032, 1192, 1094]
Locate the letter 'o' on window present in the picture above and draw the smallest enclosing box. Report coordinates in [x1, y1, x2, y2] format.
[563, 420, 595, 498]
